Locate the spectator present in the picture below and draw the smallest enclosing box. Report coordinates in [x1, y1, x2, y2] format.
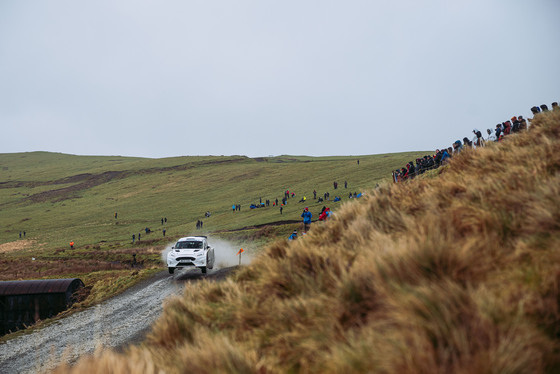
[453, 140, 463, 154]
[487, 129, 497, 142]
[301, 207, 312, 232]
[540, 104, 549, 112]
[288, 230, 297, 240]
[511, 117, 521, 133]
[552, 102, 559, 111]
[503, 121, 512, 135]
[518, 116, 527, 131]
[440, 149, 451, 164]
[495, 124, 503, 139]
[319, 207, 331, 221]
[473, 129, 484, 147]
[529, 106, 541, 125]
[406, 161, 416, 178]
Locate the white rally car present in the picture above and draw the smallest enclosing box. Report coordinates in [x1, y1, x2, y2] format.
[167, 236, 215, 274]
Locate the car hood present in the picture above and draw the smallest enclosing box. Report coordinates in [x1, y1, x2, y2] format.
[170, 248, 203, 256]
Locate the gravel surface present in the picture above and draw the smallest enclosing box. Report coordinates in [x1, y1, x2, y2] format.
[0, 266, 236, 374]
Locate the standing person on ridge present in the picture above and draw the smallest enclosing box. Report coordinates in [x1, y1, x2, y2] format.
[301, 207, 312, 232]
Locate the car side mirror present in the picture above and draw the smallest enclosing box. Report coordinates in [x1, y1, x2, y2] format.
[171, 246, 174, 249]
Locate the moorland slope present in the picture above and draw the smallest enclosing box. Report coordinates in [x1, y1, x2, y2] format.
[54, 109, 560, 374]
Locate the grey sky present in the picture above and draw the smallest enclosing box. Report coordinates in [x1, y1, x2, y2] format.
[1, 0, 559, 158]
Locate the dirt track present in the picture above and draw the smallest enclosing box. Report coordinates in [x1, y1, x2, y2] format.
[0, 266, 236, 374]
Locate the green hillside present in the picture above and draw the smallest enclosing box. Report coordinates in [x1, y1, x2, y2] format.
[0, 151, 424, 250]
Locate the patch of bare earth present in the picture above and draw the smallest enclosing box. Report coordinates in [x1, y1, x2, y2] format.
[0, 240, 37, 254]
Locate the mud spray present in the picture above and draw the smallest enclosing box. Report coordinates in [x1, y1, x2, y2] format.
[161, 236, 254, 270]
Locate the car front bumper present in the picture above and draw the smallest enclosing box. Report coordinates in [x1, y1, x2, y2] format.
[167, 251, 207, 268]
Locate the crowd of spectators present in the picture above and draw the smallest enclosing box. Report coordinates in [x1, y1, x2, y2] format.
[393, 102, 558, 182]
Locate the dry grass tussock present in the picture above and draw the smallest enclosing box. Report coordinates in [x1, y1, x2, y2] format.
[58, 111, 560, 373]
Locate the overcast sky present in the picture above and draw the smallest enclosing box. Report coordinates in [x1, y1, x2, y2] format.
[1, 0, 559, 158]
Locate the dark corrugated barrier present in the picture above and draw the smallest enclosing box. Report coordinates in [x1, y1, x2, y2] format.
[0, 278, 84, 335]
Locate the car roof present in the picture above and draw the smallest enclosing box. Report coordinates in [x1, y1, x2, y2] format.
[177, 236, 206, 242]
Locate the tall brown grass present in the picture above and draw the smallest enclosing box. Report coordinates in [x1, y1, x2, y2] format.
[55, 110, 560, 373]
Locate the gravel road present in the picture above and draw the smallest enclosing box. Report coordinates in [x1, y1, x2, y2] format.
[0, 266, 236, 374]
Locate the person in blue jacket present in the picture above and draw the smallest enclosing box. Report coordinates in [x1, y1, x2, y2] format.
[301, 207, 312, 232]
[288, 230, 297, 240]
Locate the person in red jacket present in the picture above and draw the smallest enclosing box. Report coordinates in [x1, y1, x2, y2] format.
[319, 207, 331, 221]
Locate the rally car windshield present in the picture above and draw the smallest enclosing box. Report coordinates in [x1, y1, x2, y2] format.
[175, 241, 203, 249]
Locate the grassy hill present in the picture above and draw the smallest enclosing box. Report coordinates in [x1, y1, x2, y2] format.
[52, 109, 560, 373]
[0, 151, 424, 248]
[0, 149, 425, 306]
